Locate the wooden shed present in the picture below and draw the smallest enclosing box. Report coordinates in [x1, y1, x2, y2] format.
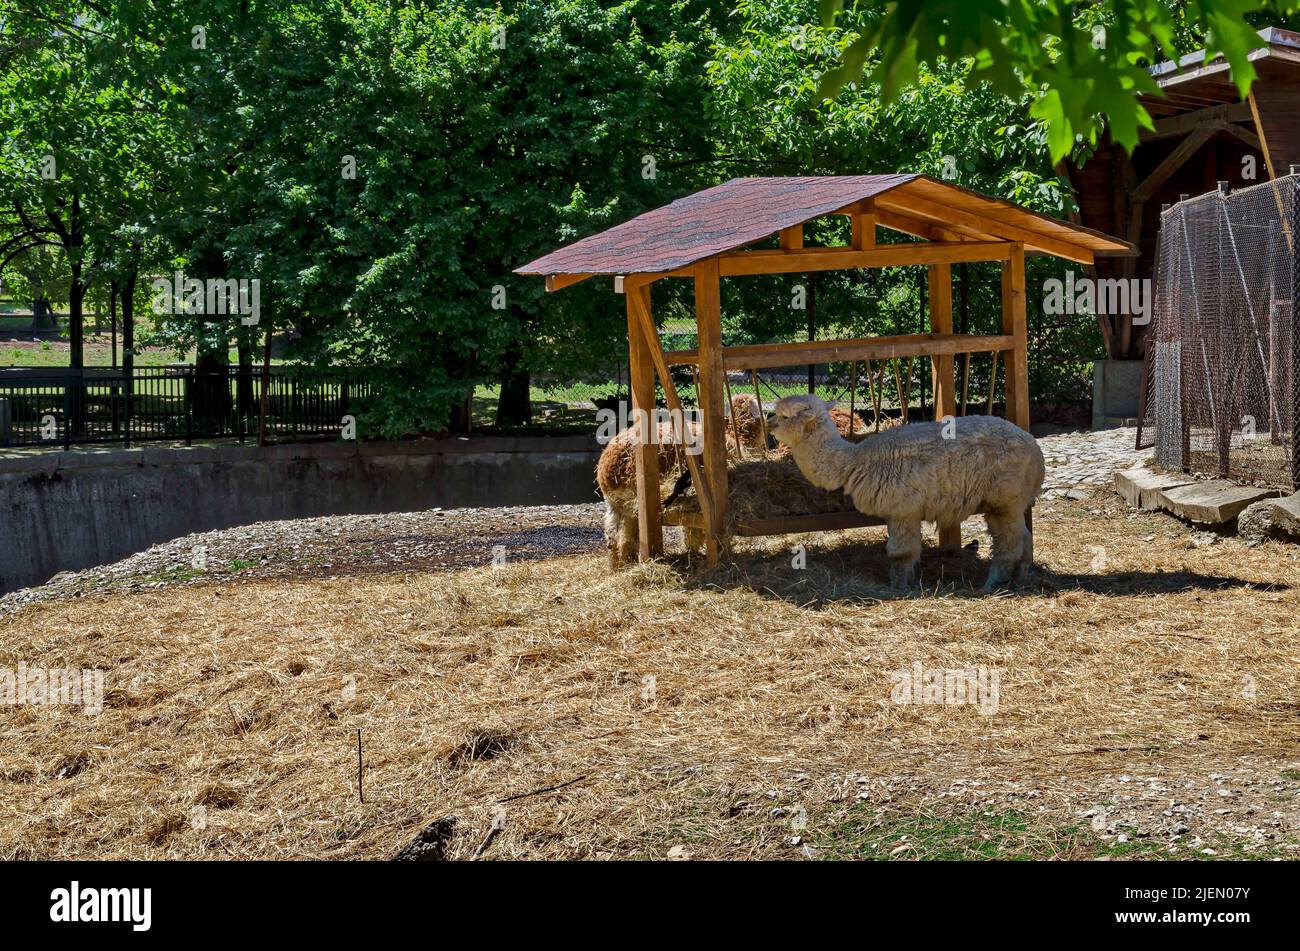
[517, 175, 1133, 565]
[1063, 26, 1300, 358]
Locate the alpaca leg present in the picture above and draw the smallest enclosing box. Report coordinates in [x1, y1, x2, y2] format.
[604, 502, 622, 569]
[1015, 508, 1034, 583]
[619, 511, 640, 566]
[984, 511, 1026, 592]
[885, 519, 922, 589]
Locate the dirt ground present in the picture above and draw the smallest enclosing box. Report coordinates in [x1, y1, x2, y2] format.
[2, 487, 1300, 860]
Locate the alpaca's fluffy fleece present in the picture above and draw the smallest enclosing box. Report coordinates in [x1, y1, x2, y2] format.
[598, 394, 764, 567]
[769, 394, 1045, 591]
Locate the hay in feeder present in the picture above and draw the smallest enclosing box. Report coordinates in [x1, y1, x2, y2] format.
[663, 456, 859, 534]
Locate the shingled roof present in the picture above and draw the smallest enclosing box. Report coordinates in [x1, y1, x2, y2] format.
[516, 174, 1133, 278]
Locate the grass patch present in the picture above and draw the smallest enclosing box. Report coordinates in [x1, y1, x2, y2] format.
[810, 806, 1292, 861]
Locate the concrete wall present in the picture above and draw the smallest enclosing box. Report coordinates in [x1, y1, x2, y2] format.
[0, 436, 602, 594]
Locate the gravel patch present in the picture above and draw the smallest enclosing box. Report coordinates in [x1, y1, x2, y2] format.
[1, 427, 1152, 615]
[1, 504, 604, 616]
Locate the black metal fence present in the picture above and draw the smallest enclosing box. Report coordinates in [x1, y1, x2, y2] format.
[0, 367, 372, 449]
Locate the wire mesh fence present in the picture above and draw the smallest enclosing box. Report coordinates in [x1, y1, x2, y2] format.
[1141, 174, 1299, 487]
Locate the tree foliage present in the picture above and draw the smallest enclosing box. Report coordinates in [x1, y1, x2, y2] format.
[817, 0, 1300, 161]
[2, 0, 1264, 428]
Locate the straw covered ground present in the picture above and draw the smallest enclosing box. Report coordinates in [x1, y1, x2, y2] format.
[3, 486, 1300, 860]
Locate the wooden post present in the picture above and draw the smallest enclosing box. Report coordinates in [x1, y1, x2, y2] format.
[1001, 244, 1030, 430]
[929, 262, 960, 549]
[694, 259, 728, 566]
[929, 262, 956, 419]
[851, 202, 876, 251]
[627, 283, 662, 559]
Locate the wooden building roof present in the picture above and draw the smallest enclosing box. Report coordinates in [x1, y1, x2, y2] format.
[516, 175, 1133, 282]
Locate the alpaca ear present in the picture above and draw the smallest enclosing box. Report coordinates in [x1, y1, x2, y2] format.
[775, 396, 807, 418]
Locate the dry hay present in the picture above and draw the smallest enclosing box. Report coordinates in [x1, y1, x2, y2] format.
[663, 411, 901, 527]
[3, 494, 1300, 860]
[664, 456, 858, 530]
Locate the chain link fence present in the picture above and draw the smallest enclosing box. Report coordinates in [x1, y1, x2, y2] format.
[1141, 174, 1299, 487]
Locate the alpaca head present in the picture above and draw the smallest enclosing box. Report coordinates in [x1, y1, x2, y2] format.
[768, 394, 838, 449]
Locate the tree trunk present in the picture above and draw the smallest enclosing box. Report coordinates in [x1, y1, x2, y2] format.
[496, 347, 531, 427]
[67, 261, 85, 437]
[236, 334, 254, 430]
[109, 281, 118, 369]
[447, 394, 472, 434]
[194, 347, 231, 433]
[68, 266, 84, 368]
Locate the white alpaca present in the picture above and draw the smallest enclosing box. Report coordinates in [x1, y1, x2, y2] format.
[768, 395, 1045, 591]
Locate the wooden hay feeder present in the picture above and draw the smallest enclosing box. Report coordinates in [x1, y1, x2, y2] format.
[518, 175, 1134, 566]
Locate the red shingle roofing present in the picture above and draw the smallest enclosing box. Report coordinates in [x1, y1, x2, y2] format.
[515, 174, 1132, 277]
[516, 175, 916, 276]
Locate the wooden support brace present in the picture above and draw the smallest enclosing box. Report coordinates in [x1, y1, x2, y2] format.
[627, 281, 715, 558]
[626, 284, 662, 560]
[693, 259, 728, 566]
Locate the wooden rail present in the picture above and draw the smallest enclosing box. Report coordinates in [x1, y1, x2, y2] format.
[662, 332, 1015, 370]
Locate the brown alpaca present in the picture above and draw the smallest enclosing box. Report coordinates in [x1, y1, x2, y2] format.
[598, 394, 764, 567]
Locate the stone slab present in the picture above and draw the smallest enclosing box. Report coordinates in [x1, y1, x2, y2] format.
[1156, 480, 1280, 524]
[1113, 467, 1197, 510]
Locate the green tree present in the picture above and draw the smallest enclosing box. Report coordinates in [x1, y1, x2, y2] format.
[815, 0, 1300, 162]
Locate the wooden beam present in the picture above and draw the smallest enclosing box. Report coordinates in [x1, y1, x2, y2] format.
[873, 208, 976, 242]
[626, 283, 662, 561]
[661, 509, 888, 535]
[627, 276, 716, 556]
[928, 262, 960, 550]
[734, 512, 885, 536]
[717, 241, 1012, 277]
[877, 191, 1097, 263]
[1248, 88, 1278, 181]
[851, 202, 876, 250]
[779, 225, 803, 250]
[1133, 125, 1216, 202]
[694, 259, 727, 566]
[1139, 100, 1254, 142]
[612, 268, 695, 293]
[1219, 121, 1262, 151]
[545, 273, 593, 292]
[662, 331, 1016, 370]
[1001, 244, 1030, 430]
[928, 267, 956, 421]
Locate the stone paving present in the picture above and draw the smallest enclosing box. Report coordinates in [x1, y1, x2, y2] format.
[1037, 426, 1151, 500]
